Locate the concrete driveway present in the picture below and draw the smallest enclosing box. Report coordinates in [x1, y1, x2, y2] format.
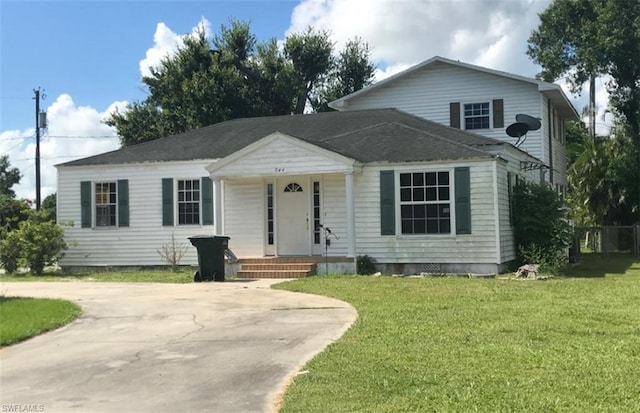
[0, 280, 357, 413]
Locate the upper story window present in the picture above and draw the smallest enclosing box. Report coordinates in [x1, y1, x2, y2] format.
[95, 182, 117, 227]
[399, 171, 451, 234]
[464, 102, 490, 130]
[178, 179, 200, 225]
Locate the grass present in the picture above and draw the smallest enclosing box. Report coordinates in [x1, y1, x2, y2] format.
[0, 269, 195, 283]
[274, 253, 640, 412]
[0, 296, 81, 347]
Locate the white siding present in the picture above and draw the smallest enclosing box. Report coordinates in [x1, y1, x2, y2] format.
[57, 161, 216, 267]
[210, 137, 354, 178]
[341, 61, 546, 161]
[320, 174, 349, 256]
[352, 160, 499, 264]
[222, 179, 264, 257]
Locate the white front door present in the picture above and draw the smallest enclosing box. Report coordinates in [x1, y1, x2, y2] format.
[277, 179, 309, 255]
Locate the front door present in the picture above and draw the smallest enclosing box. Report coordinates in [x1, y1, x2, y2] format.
[277, 179, 309, 255]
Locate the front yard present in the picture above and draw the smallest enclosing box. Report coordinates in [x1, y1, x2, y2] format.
[274, 254, 640, 412]
[2, 254, 639, 411]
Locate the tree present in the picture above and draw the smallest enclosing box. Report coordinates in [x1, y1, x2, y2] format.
[528, 0, 640, 223]
[0, 195, 31, 231]
[42, 193, 56, 222]
[107, 21, 376, 146]
[0, 155, 21, 198]
[527, 0, 640, 142]
[311, 38, 376, 112]
[284, 28, 335, 114]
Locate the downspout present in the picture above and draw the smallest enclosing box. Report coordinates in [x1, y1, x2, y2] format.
[493, 158, 502, 267]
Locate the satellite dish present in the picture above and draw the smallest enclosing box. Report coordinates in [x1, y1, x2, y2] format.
[515, 114, 541, 131]
[506, 122, 529, 138]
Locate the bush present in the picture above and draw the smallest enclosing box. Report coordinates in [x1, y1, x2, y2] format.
[357, 255, 377, 275]
[0, 229, 21, 274]
[513, 181, 572, 273]
[0, 211, 70, 275]
[518, 244, 566, 275]
[14, 212, 68, 275]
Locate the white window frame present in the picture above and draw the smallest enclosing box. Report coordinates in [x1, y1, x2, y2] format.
[463, 102, 491, 130]
[177, 178, 201, 225]
[94, 181, 117, 228]
[398, 170, 454, 236]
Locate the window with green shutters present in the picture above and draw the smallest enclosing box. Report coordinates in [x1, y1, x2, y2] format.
[379, 168, 472, 236]
[162, 177, 213, 226]
[80, 180, 129, 228]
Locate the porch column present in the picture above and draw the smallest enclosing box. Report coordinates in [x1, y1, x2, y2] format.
[345, 172, 356, 257]
[213, 178, 223, 235]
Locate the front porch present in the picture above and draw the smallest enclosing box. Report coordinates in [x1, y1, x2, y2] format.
[232, 256, 355, 279]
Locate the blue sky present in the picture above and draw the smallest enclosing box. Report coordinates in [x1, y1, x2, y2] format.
[1, 1, 296, 131]
[1, 0, 604, 201]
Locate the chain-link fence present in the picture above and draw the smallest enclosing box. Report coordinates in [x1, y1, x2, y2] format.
[574, 225, 640, 256]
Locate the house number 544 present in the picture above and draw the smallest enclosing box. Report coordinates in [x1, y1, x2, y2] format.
[275, 167, 286, 173]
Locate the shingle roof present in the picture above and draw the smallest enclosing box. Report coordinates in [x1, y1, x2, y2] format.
[59, 108, 505, 167]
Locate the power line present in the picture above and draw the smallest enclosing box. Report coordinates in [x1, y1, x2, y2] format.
[2, 135, 117, 141]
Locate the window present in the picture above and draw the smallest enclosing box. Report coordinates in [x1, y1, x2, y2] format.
[267, 183, 274, 245]
[399, 171, 451, 234]
[464, 102, 490, 130]
[178, 179, 200, 225]
[95, 182, 117, 227]
[284, 182, 303, 192]
[313, 181, 321, 244]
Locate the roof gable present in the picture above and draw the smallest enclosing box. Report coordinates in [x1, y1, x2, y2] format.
[206, 132, 360, 178]
[329, 56, 578, 120]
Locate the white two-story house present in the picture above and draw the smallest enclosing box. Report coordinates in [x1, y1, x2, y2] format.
[56, 56, 578, 275]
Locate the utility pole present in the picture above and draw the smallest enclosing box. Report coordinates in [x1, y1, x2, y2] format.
[33, 88, 45, 210]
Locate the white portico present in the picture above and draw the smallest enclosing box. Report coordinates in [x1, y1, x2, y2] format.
[206, 132, 361, 260]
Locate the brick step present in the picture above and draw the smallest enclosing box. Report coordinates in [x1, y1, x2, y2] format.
[236, 270, 312, 279]
[239, 257, 322, 264]
[241, 263, 315, 271]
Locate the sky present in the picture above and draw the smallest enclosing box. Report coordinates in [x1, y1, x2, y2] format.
[1, 0, 611, 202]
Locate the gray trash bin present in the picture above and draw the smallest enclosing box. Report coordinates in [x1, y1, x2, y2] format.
[188, 235, 230, 282]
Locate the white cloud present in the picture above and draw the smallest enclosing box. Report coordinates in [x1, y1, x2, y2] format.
[1, 94, 122, 201]
[287, 0, 606, 129]
[288, 0, 551, 74]
[139, 18, 212, 78]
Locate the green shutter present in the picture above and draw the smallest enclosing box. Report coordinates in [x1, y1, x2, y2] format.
[493, 99, 504, 128]
[450, 102, 461, 128]
[162, 178, 174, 226]
[201, 176, 213, 225]
[80, 181, 92, 228]
[117, 179, 129, 227]
[455, 167, 471, 235]
[380, 170, 395, 235]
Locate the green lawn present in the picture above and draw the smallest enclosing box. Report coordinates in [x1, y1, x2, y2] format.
[0, 269, 195, 283]
[274, 254, 640, 412]
[0, 296, 81, 347]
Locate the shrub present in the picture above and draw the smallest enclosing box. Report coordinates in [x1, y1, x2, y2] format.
[513, 181, 572, 273]
[0, 228, 21, 274]
[17, 213, 68, 275]
[357, 255, 377, 275]
[157, 232, 188, 272]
